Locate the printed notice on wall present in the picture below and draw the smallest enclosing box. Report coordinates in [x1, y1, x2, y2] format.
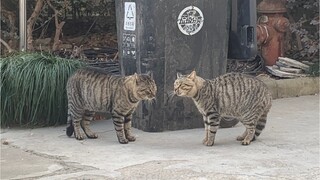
[177, 6, 204, 35]
[124, 2, 136, 31]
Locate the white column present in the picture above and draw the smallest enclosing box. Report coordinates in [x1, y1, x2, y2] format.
[19, 0, 27, 51]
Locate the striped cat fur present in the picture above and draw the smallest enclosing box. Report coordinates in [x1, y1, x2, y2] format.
[174, 71, 272, 146]
[66, 67, 157, 144]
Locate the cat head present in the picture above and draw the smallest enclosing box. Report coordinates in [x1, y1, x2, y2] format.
[125, 72, 157, 100]
[174, 70, 203, 97]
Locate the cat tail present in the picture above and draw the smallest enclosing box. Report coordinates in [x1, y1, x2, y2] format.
[66, 111, 74, 137]
[255, 111, 268, 138]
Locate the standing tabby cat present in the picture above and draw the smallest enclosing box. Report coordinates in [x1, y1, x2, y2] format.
[66, 67, 157, 144]
[173, 71, 272, 146]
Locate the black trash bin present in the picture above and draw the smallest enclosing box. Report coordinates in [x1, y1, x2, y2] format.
[226, 0, 260, 76]
[228, 0, 257, 60]
[116, 0, 231, 132]
[222, 0, 258, 127]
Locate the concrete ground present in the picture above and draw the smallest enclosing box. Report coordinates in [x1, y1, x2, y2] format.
[1, 95, 319, 180]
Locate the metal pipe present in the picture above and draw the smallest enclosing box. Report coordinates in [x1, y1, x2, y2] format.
[19, 0, 27, 51]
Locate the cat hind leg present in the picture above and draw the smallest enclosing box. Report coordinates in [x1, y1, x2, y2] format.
[69, 108, 85, 140]
[236, 127, 257, 142]
[241, 126, 256, 145]
[254, 110, 268, 139]
[81, 111, 98, 139]
[236, 129, 248, 141]
[66, 110, 74, 137]
[241, 116, 259, 145]
[73, 117, 85, 140]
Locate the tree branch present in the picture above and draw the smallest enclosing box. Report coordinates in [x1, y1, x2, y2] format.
[46, 0, 66, 51]
[27, 0, 45, 51]
[0, 38, 14, 53]
[1, 7, 18, 50]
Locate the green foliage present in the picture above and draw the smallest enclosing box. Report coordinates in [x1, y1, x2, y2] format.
[306, 62, 320, 77]
[286, 0, 319, 61]
[0, 52, 86, 127]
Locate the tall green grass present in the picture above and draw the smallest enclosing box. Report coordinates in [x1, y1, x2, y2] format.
[307, 61, 320, 77]
[0, 52, 85, 127]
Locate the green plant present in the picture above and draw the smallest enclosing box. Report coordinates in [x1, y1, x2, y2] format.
[306, 61, 320, 77]
[0, 52, 85, 127]
[286, 0, 319, 61]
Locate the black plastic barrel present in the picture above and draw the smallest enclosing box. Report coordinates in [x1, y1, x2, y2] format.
[228, 0, 257, 60]
[116, 0, 232, 131]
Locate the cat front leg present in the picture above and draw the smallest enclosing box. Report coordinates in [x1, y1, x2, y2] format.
[202, 116, 209, 144]
[112, 112, 128, 144]
[124, 114, 136, 142]
[204, 111, 220, 146]
[241, 114, 259, 145]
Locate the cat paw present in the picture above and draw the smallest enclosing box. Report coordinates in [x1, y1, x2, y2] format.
[241, 139, 251, 145]
[236, 136, 245, 141]
[202, 138, 208, 145]
[75, 133, 85, 140]
[118, 138, 129, 144]
[126, 135, 136, 142]
[203, 139, 214, 146]
[87, 133, 98, 139]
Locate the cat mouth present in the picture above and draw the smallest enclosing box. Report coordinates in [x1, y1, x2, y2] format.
[147, 95, 156, 100]
[174, 89, 182, 96]
[175, 92, 180, 96]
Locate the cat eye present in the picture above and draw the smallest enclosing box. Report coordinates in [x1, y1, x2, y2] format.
[181, 87, 190, 90]
[182, 83, 192, 87]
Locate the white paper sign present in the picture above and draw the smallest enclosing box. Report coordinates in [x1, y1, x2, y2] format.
[177, 6, 204, 35]
[124, 2, 136, 31]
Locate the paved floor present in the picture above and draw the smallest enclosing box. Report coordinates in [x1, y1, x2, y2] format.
[1, 95, 319, 180]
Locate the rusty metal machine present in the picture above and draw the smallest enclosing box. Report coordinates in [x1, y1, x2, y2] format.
[256, 0, 290, 66]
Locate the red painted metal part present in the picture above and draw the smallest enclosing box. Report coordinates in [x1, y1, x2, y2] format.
[256, 0, 290, 66]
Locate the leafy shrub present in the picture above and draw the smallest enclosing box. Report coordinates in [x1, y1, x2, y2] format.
[0, 53, 85, 127]
[286, 0, 319, 61]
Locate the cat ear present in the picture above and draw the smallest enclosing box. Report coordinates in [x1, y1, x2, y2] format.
[124, 73, 138, 84]
[133, 73, 139, 82]
[146, 71, 153, 78]
[187, 70, 196, 80]
[176, 72, 182, 79]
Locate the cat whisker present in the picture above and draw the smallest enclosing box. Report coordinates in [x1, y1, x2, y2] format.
[167, 91, 176, 103]
[151, 98, 157, 106]
[145, 98, 156, 107]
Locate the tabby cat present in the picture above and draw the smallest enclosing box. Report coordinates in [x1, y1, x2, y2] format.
[173, 71, 272, 146]
[66, 67, 157, 144]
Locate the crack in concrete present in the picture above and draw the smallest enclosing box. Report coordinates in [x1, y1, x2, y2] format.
[6, 144, 99, 180]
